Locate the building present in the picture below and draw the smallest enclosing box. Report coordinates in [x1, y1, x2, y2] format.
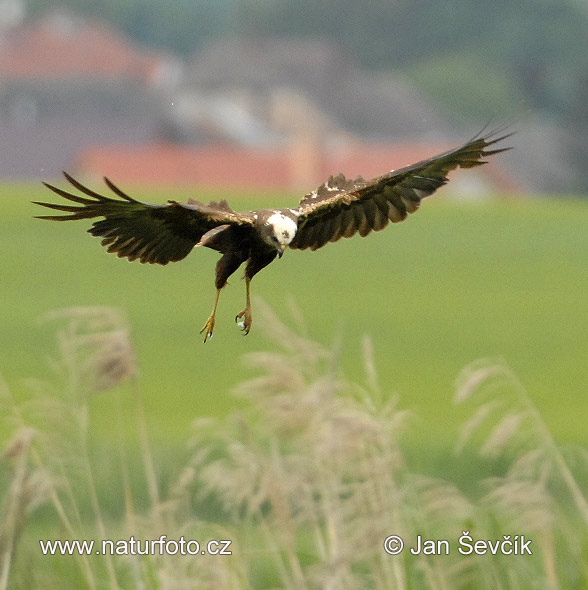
[0, 10, 181, 178]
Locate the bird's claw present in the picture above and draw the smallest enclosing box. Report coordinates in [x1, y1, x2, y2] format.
[200, 316, 215, 343]
[235, 309, 252, 335]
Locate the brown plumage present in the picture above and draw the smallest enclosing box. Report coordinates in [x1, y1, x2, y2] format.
[34, 127, 511, 341]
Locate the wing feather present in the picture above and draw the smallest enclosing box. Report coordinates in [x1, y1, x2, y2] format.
[372, 196, 389, 231]
[290, 128, 511, 250]
[340, 207, 356, 238]
[321, 216, 336, 246]
[401, 194, 420, 214]
[387, 201, 406, 223]
[330, 209, 348, 242]
[34, 173, 253, 265]
[357, 205, 371, 237]
[362, 198, 378, 231]
[294, 219, 316, 249]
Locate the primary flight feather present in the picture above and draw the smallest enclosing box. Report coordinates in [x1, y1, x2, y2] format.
[35, 128, 511, 341]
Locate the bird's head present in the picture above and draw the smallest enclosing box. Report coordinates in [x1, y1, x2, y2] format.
[262, 212, 298, 258]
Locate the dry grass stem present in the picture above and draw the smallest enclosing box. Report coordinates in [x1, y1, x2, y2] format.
[1, 305, 587, 588]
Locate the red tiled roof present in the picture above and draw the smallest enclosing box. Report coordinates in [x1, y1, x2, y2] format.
[75, 141, 519, 194]
[76, 143, 291, 188]
[0, 14, 164, 84]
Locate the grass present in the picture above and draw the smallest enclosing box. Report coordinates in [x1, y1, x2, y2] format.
[2, 181, 588, 454]
[1, 304, 588, 589]
[1, 179, 588, 587]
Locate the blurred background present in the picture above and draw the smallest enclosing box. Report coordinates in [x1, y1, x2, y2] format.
[2, 1, 588, 588]
[2, 0, 588, 470]
[0, 0, 586, 193]
[2, 0, 588, 452]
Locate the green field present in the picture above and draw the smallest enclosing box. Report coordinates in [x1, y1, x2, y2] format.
[2, 181, 588, 449]
[3, 181, 588, 589]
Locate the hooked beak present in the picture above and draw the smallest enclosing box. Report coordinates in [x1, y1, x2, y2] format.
[278, 244, 286, 258]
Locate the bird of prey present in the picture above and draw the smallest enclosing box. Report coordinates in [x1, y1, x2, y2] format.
[35, 128, 511, 342]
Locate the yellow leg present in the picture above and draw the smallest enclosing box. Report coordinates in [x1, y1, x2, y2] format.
[200, 288, 221, 343]
[235, 278, 252, 335]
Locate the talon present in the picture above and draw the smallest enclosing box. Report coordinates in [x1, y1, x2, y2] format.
[200, 316, 216, 343]
[235, 309, 252, 335]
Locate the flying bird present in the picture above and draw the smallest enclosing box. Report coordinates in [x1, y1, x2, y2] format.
[35, 128, 511, 341]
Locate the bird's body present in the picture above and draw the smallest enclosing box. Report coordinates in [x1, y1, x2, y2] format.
[35, 128, 511, 341]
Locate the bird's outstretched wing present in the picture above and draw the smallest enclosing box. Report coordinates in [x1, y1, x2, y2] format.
[34, 172, 254, 264]
[290, 128, 512, 251]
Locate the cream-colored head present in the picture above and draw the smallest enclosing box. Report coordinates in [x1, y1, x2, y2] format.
[262, 212, 298, 256]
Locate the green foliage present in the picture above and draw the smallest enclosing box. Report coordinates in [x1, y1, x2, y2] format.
[26, 0, 232, 55]
[3, 181, 588, 452]
[2, 304, 588, 588]
[232, 0, 588, 120]
[407, 54, 526, 124]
